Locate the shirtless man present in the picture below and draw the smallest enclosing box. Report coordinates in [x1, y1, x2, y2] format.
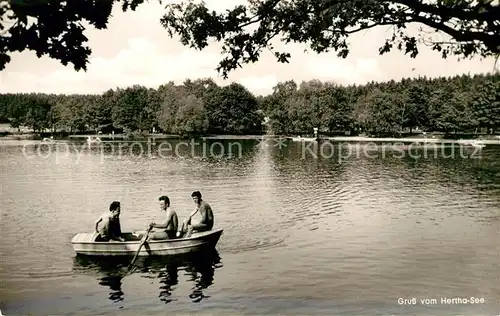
[148, 195, 178, 240]
[95, 201, 125, 242]
[178, 191, 214, 238]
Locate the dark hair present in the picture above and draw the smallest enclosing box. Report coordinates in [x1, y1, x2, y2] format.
[191, 191, 202, 199]
[159, 195, 170, 206]
[109, 201, 120, 211]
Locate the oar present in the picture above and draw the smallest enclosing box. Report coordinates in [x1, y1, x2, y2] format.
[127, 225, 153, 272]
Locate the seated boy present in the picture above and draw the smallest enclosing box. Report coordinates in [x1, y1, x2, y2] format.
[95, 201, 125, 242]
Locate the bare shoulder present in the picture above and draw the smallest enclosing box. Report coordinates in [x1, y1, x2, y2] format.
[201, 200, 212, 209]
[99, 213, 111, 223]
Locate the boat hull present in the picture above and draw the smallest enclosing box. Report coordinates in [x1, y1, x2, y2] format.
[290, 137, 317, 142]
[71, 229, 223, 257]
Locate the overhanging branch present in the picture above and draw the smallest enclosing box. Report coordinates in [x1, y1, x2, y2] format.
[389, 0, 498, 22]
[0, 19, 18, 35]
[412, 15, 499, 52]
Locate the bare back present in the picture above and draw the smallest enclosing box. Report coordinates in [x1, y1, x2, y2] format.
[165, 208, 178, 232]
[97, 212, 113, 237]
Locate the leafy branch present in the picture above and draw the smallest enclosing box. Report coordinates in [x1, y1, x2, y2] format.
[161, 0, 500, 78]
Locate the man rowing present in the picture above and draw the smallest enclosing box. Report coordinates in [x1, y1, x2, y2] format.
[148, 195, 179, 240]
[178, 191, 214, 237]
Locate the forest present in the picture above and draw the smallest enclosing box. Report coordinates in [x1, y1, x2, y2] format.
[0, 73, 499, 137]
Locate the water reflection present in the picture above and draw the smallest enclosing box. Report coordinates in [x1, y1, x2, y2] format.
[158, 263, 179, 304]
[99, 275, 124, 303]
[149, 249, 222, 304]
[73, 255, 129, 303]
[72, 249, 222, 304]
[3, 139, 500, 315]
[185, 251, 220, 303]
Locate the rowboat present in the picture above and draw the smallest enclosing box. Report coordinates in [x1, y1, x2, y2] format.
[467, 140, 486, 148]
[71, 229, 223, 257]
[456, 139, 486, 148]
[289, 137, 317, 142]
[86, 136, 102, 144]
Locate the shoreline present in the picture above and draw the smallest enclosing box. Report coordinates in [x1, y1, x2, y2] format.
[1, 133, 500, 145]
[321, 136, 500, 145]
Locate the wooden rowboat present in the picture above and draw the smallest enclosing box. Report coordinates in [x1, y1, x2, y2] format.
[71, 229, 223, 257]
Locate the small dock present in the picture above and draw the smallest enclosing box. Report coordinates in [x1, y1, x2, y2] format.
[322, 136, 500, 145]
[67, 134, 180, 140]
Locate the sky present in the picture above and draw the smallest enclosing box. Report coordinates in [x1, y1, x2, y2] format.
[0, 0, 498, 96]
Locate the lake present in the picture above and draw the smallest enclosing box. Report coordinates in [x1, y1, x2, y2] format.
[1, 138, 499, 315]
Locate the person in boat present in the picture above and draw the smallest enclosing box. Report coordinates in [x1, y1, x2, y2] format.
[148, 195, 179, 240]
[95, 201, 125, 242]
[177, 191, 214, 238]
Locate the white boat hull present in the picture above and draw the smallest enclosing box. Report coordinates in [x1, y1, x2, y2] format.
[456, 140, 486, 148]
[291, 137, 317, 142]
[71, 229, 223, 257]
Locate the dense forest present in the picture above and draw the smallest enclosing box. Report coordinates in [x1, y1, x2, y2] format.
[0, 73, 499, 137]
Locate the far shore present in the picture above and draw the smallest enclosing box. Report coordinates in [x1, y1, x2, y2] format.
[323, 136, 500, 145]
[1, 131, 500, 145]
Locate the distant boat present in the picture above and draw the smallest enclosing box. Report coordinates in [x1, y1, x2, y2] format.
[290, 136, 316, 142]
[86, 136, 102, 144]
[457, 139, 485, 148]
[392, 142, 454, 150]
[42, 136, 55, 143]
[71, 229, 223, 257]
[469, 140, 486, 148]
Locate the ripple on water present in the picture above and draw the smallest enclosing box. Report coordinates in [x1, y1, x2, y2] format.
[219, 237, 286, 254]
[1, 141, 500, 315]
[0, 269, 75, 281]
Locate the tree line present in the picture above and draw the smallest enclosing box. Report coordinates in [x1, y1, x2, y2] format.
[0, 73, 498, 137]
[0, 79, 263, 136]
[262, 73, 499, 136]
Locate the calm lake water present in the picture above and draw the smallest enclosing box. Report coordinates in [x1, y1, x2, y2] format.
[1, 138, 499, 315]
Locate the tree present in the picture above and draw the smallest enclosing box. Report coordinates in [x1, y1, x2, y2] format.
[161, 0, 500, 78]
[471, 78, 500, 132]
[0, 0, 147, 71]
[156, 84, 182, 134]
[204, 83, 263, 134]
[361, 88, 403, 135]
[437, 91, 474, 133]
[111, 85, 152, 132]
[173, 95, 209, 136]
[261, 81, 298, 135]
[22, 95, 51, 132]
[322, 84, 354, 133]
[1, 0, 498, 76]
[401, 82, 430, 132]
